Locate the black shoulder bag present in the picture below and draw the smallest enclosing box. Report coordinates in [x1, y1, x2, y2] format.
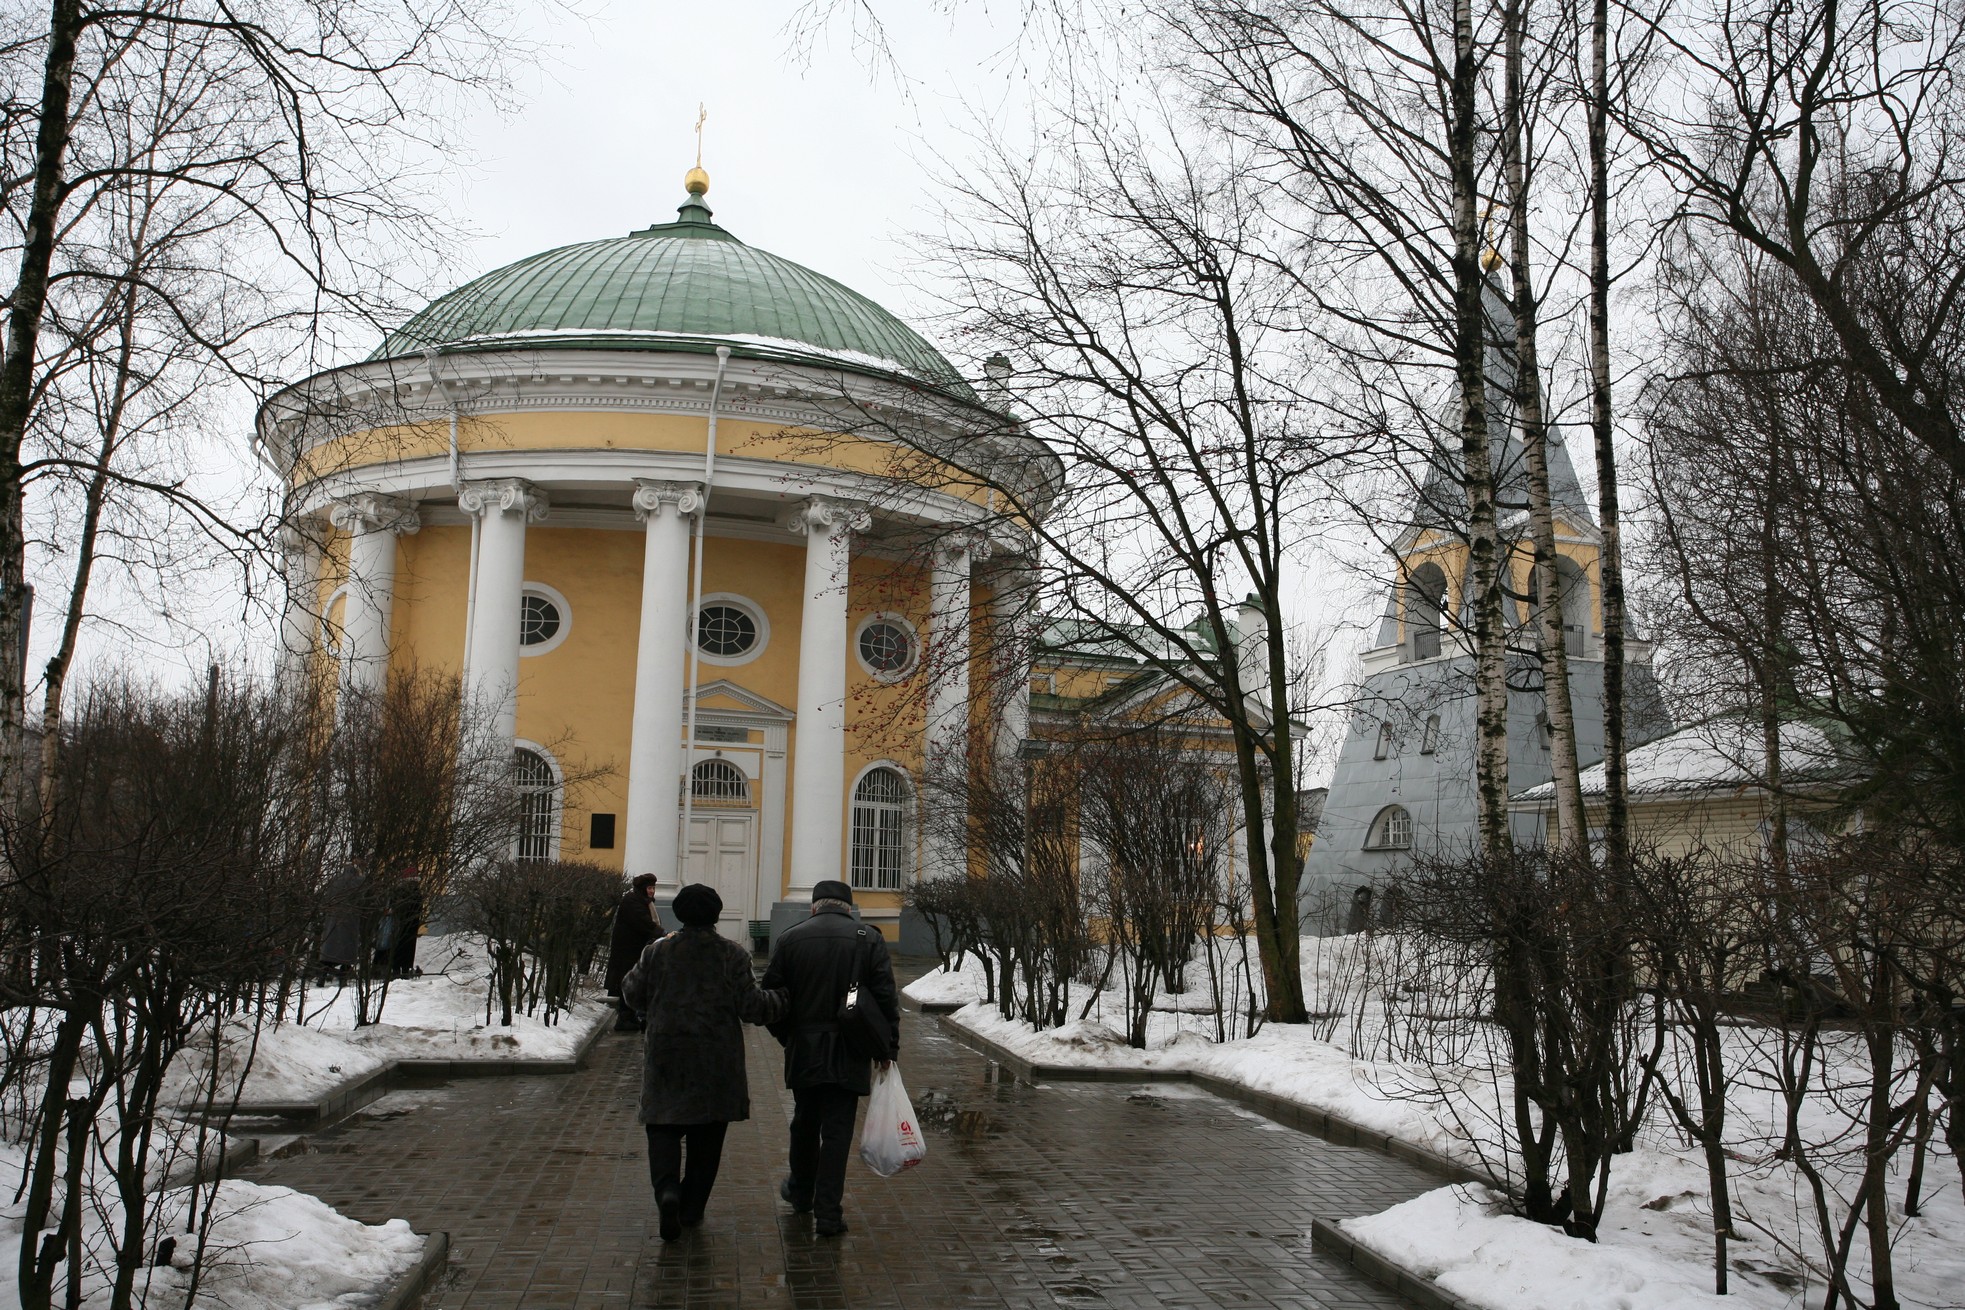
[837, 927, 895, 1060]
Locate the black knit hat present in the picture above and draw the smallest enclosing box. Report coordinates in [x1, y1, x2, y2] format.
[673, 883, 723, 927]
[811, 880, 854, 905]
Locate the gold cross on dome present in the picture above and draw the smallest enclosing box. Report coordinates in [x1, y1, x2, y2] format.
[694, 104, 708, 167]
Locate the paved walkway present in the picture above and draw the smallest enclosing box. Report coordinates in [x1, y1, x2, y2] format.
[246, 966, 1439, 1308]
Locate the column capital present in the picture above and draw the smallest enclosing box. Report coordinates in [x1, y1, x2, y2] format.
[328, 492, 420, 537]
[781, 494, 870, 539]
[458, 478, 548, 523]
[934, 529, 992, 571]
[631, 478, 705, 522]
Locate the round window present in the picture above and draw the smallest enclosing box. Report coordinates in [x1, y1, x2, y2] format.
[858, 619, 914, 676]
[697, 604, 758, 658]
[520, 593, 562, 647]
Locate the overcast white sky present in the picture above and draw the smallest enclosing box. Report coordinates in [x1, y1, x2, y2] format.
[448, 2, 1038, 341]
[57, 0, 1374, 776]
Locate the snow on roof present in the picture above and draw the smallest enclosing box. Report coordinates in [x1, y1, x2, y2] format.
[1513, 720, 1850, 802]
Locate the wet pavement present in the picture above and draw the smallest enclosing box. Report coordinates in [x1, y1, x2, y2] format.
[244, 962, 1438, 1308]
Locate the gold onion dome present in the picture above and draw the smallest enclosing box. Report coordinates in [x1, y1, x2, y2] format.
[684, 165, 710, 195]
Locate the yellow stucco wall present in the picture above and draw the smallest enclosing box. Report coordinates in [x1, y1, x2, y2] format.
[1396, 515, 1603, 646]
[340, 511, 947, 915]
[293, 410, 998, 513]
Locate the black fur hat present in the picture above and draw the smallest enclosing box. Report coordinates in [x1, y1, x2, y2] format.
[672, 883, 723, 927]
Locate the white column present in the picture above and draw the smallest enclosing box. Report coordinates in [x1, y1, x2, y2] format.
[925, 533, 986, 876]
[275, 521, 323, 693]
[458, 478, 546, 745]
[623, 479, 702, 892]
[992, 559, 1035, 760]
[783, 495, 869, 893]
[328, 493, 419, 698]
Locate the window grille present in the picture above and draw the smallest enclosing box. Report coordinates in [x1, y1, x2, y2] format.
[697, 604, 757, 657]
[1367, 804, 1413, 851]
[858, 620, 914, 675]
[690, 759, 750, 806]
[520, 593, 561, 646]
[850, 767, 908, 890]
[515, 747, 559, 862]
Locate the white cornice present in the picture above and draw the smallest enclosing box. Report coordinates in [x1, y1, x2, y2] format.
[261, 349, 1018, 466]
[289, 448, 1033, 558]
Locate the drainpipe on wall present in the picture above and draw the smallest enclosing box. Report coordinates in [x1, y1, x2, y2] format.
[427, 347, 479, 677]
[678, 346, 731, 889]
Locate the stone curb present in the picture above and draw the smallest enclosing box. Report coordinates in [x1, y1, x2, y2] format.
[1310, 1218, 1484, 1310]
[158, 1132, 261, 1192]
[373, 1229, 450, 1310]
[182, 1007, 613, 1129]
[933, 1011, 1491, 1189]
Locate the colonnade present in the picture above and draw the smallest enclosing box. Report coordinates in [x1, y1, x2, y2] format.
[284, 479, 1023, 898]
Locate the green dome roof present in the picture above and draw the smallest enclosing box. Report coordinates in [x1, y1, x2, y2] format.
[372, 190, 971, 398]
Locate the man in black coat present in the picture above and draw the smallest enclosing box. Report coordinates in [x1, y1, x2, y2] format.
[762, 880, 900, 1236]
[606, 874, 661, 1032]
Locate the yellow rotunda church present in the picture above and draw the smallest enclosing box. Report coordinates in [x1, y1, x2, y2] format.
[259, 170, 1037, 945]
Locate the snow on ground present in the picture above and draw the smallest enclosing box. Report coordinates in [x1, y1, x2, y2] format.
[165, 932, 610, 1108]
[0, 1134, 425, 1310]
[914, 936, 1965, 1310]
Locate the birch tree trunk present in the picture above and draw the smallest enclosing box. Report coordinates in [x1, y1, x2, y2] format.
[0, 0, 86, 809]
[1587, 0, 1630, 869]
[1453, 0, 1512, 856]
[1503, 0, 1586, 850]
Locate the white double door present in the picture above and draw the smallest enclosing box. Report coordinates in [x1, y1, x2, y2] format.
[682, 809, 755, 942]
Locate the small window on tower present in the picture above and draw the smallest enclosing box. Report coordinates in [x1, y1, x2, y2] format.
[1374, 722, 1394, 760]
[1365, 805, 1413, 851]
[1420, 714, 1441, 755]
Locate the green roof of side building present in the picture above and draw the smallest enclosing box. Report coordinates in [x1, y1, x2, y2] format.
[370, 186, 974, 400]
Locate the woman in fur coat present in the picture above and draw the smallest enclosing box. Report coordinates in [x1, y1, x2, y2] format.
[621, 882, 786, 1239]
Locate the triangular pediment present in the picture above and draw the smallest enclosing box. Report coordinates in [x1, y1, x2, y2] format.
[688, 679, 794, 720]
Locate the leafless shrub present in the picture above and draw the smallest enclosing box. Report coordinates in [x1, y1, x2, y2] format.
[918, 743, 1088, 1028]
[448, 858, 619, 1027]
[1388, 845, 1652, 1240]
[1076, 726, 1236, 1048]
[0, 671, 319, 1310]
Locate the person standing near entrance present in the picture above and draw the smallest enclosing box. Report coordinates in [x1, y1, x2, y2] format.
[606, 874, 662, 1032]
[621, 883, 785, 1240]
[763, 880, 900, 1236]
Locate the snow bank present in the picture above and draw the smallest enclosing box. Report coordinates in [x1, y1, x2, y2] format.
[924, 934, 1965, 1310]
[0, 1146, 424, 1310]
[166, 932, 609, 1109]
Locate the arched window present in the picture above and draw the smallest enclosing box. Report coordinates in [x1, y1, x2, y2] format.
[1405, 562, 1447, 661]
[1365, 804, 1413, 851]
[690, 759, 750, 806]
[514, 746, 560, 862]
[850, 766, 909, 890]
[1556, 557, 1591, 656]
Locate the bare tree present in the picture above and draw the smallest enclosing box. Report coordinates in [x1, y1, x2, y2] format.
[1624, 0, 1965, 478]
[0, 1, 550, 802]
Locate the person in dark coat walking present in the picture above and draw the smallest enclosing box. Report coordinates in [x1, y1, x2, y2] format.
[761, 880, 900, 1236]
[606, 874, 662, 1031]
[621, 883, 785, 1240]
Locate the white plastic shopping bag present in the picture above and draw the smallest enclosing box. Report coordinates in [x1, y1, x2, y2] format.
[859, 1064, 927, 1177]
